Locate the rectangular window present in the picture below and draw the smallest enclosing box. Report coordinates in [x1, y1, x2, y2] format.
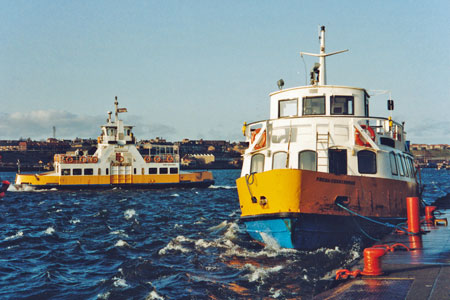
[106, 168, 109, 175]
[397, 156, 405, 176]
[389, 152, 398, 175]
[84, 168, 94, 175]
[149, 168, 158, 174]
[250, 154, 265, 174]
[133, 168, 136, 175]
[331, 96, 354, 115]
[73, 169, 82, 175]
[160, 167, 168, 174]
[98, 168, 101, 175]
[62, 169, 71, 176]
[170, 167, 178, 174]
[357, 150, 377, 174]
[303, 96, 325, 115]
[279, 99, 298, 117]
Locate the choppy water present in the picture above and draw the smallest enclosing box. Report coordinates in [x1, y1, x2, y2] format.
[0, 168, 448, 299]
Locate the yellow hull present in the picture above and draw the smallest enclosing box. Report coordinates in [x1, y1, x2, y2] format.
[15, 171, 214, 189]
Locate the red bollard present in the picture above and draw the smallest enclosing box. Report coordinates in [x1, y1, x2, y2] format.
[425, 206, 437, 224]
[408, 235, 423, 250]
[361, 247, 386, 276]
[406, 197, 420, 234]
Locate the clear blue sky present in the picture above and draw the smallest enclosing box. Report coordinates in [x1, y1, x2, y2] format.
[1, 0, 449, 144]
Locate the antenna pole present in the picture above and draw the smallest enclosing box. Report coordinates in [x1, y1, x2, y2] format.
[319, 26, 326, 85]
[114, 96, 118, 122]
[300, 26, 348, 86]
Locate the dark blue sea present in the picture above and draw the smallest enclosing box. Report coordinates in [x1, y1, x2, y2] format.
[0, 168, 448, 299]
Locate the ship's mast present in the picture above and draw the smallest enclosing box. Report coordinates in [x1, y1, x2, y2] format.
[301, 26, 348, 85]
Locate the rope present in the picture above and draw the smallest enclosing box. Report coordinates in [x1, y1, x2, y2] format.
[245, 173, 257, 203]
[335, 202, 418, 236]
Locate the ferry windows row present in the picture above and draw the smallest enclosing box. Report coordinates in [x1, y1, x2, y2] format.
[389, 152, 415, 178]
[61, 168, 94, 176]
[278, 96, 357, 117]
[250, 150, 318, 174]
[149, 167, 178, 175]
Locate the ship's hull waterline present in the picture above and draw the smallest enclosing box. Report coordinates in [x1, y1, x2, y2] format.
[236, 169, 418, 249]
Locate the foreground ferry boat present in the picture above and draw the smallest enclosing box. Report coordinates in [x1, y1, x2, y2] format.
[236, 27, 419, 250]
[15, 98, 214, 190]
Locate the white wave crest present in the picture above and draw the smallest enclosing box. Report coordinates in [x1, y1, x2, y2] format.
[244, 264, 284, 283]
[171, 193, 180, 197]
[158, 235, 193, 255]
[208, 185, 236, 189]
[124, 209, 136, 220]
[115, 240, 130, 247]
[69, 218, 80, 224]
[113, 277, 128, 288]
[44, 227, 55, 235]
[208, 220, 229, 231]
[147, 290, 165, 300]
[4, 231, 23, 241]
[110, 230, 129, 237]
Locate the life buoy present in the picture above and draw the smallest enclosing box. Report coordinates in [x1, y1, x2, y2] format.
[80, 156, 87, 163]
[251, 128, 266, 150]
[66, 157, 74, 164]
[91, 157, 98, 163]
[117, 156, 124, 163]
[355, 125, 375, 147]
[166, 155, 174, 163]
[145, 156, 151, 163]
[154, 156, 161, 163]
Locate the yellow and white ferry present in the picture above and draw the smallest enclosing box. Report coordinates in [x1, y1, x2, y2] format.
[14, 98, 214, 190]
[236, 27, 420, 250]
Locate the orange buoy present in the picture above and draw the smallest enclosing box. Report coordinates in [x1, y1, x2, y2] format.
[91, 157, 98, 163]
[425, 206, 437, 224]
[361, 247, 386, 276]
[406, 197, 421, 234]
[355, 125, 375, 147]
[166, 155, 174, 163]
[144, 156, 151, 163]
[154, 156, 161, 163]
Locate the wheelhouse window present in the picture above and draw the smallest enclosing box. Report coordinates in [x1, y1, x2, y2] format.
[389, 152, 398, 175]
[331, 96, 354, 115]
[250, 154, 265, 174]
[272, 151, 287, 169]
[400, 156, 409, 177]
[279, 99, 298, 118]
[298, 150, 317, 171]
[397, 155, 405, 176]
[303, 96, 325, 115]
[357, 150, 377, 174]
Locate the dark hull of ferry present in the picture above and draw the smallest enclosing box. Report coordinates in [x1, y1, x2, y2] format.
[242, 212, 405, 250]
[17, 180, 215, 190]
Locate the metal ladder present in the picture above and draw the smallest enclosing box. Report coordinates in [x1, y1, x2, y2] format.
[316, 132, 329, 171]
